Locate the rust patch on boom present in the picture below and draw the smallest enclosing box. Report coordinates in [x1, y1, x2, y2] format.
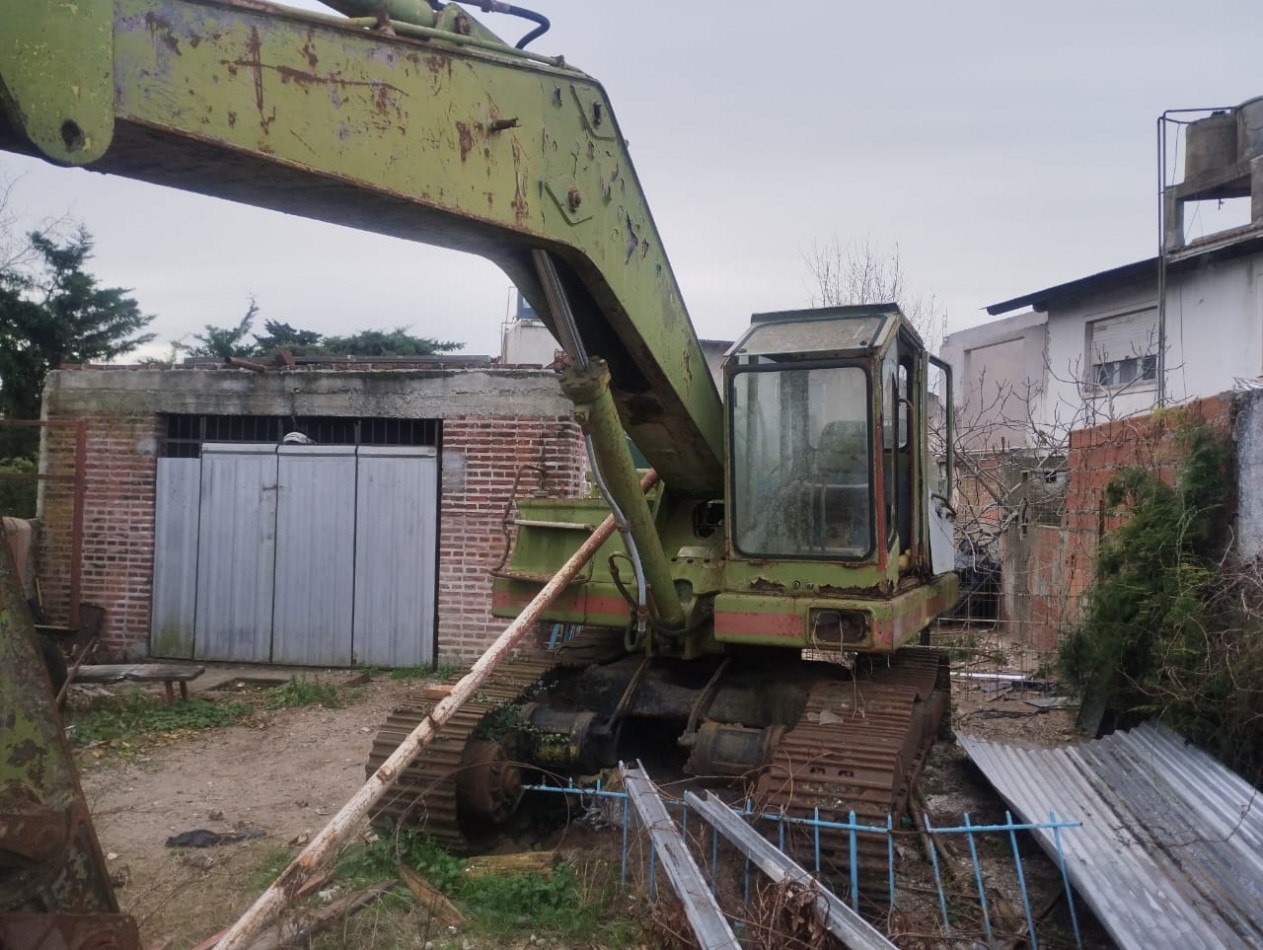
[144, 12, 182, 55]
[511, 138, 529, 224]
[456, 121, 473, 162]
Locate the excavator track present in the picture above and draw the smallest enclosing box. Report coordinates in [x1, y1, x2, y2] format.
[753, 648, 950, 897]
[369, 641, 948, 868]
[366, 629, 618, 851]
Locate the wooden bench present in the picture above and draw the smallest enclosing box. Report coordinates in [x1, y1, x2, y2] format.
[72, 664, 206, 705]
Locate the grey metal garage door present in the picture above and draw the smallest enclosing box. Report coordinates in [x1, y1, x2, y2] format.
[150, 443, 437, 666]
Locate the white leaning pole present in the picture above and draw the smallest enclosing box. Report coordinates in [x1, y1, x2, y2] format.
[214, 470, 660, 950]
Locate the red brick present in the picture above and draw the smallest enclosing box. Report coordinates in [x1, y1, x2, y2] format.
[38, 410, 586, 662]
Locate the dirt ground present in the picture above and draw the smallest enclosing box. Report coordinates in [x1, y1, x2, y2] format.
[72, 633, 1106, 950]
[78, 669, 434, 949]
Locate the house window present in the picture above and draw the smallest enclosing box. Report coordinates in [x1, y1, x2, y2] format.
[1088, 309, 1158, 390]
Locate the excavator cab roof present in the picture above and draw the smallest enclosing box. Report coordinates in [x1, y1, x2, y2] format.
[724, 304, 902, 363]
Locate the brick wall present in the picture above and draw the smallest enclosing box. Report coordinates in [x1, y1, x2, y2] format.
[1001, 393, 1235, 650]
[37, 406, 586, 662]
[40, 414, 162, 658]
[436, 415, 587, 659]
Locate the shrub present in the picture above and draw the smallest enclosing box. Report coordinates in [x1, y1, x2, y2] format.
[1060, 420, 1263, 782]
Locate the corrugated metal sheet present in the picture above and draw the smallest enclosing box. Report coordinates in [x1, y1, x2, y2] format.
[194, 444, 278, 662]
[353, 447, 437, 667]
[272, 445, 357, 665]
[150, 457, 200, 658]
[957, 723, 1263, 950]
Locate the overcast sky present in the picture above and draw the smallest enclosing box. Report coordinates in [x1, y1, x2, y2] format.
[2, 0, 1261, 359]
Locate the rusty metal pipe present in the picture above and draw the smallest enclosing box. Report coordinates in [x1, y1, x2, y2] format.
[561, 362, 686, 633]
[214, 470, 660, 950]
[69, 421, 86, 632]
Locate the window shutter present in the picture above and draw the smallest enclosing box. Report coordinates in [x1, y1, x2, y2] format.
[1090, 309, 1157, 363]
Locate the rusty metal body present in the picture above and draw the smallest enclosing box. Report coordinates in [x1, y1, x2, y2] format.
[0, 523, 139, 946]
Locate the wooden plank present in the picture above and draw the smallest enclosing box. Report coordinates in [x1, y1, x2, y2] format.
[684, 790, 897, 950]
[397, 864, 467, 927]
[73, 664, 205, 684]
[620, 763, 739, 950]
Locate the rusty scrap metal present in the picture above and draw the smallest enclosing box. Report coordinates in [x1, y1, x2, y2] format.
[214, 471, 660, 950]
[0, 513, 126, 928]
[0, 913, 141, 950]
[685, 790, 897, 950]
[958, 723, 1263, 950]
[754, 649, 949, 887]
[620, 763, 740, 950]
[0, 795, 68, 865]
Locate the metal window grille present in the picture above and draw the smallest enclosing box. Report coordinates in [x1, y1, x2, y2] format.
[160, 415, 439, 457]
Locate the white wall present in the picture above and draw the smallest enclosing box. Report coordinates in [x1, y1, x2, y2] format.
[1039, 279, 1158, 432]
[1039, 253, 1263, 432]
[1165, 255, 1263, 399]
[501, 318, 561, 366]
[941, 309, 1047, 449]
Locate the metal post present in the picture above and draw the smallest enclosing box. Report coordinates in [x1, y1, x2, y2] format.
[923, 813, 950, 931]
[69, 421, 86, 632]
[849, 810, 859, 913]
[964, 813, 992, 944]
[813, 807, 821, 875]
[620, 795, 630, 890]
[886, 814, 895, 909]
[1050, 810, 1082, 949]
[1005, 810, 1038, 949]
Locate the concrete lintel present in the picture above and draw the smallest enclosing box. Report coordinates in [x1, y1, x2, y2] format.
[43, 367, 573, 419]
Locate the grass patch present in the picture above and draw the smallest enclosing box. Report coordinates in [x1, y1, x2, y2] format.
[334, 828, 642, 946]
[251, 845, 297, 892]
[386, 665, 433, 681]
[67, 693, 254, 748]
[262, 676, 355, 710]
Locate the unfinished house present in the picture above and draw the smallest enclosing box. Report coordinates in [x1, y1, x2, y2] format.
[36, 360, 585, 666]
[942, 95, 1263, 648]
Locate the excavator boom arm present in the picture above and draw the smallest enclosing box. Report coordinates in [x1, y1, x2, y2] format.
[0, 0, 723, 495]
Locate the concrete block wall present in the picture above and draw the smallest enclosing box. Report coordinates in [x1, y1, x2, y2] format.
[38, 366, 586, 662]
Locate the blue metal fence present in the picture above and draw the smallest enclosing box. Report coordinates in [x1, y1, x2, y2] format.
[522, 779, 1083, 948]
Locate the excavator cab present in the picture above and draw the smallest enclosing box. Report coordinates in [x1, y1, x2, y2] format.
[726, 308, 884, 561]
[713, 304, 958, 653]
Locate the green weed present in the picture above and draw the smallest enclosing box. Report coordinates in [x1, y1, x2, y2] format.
[434, 662, 463, 681]
[251, 845, 296, 892]
[67, 693, 254, 747]
[262, 676, 351, 710]
[386, 665, 433, 681]
[334, 828, 642, 946]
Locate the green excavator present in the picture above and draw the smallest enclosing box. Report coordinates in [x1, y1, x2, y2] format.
[0, 2, 958, 941]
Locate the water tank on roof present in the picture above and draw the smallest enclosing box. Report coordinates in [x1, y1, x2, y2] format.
[514, 290, 539, 321]
[1236, 96, 1263, 163]
[1184, 110, 1237, 180]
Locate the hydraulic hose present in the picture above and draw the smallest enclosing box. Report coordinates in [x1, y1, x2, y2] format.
[585, 433, 649, 646]
[473, 1, 551, 48]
